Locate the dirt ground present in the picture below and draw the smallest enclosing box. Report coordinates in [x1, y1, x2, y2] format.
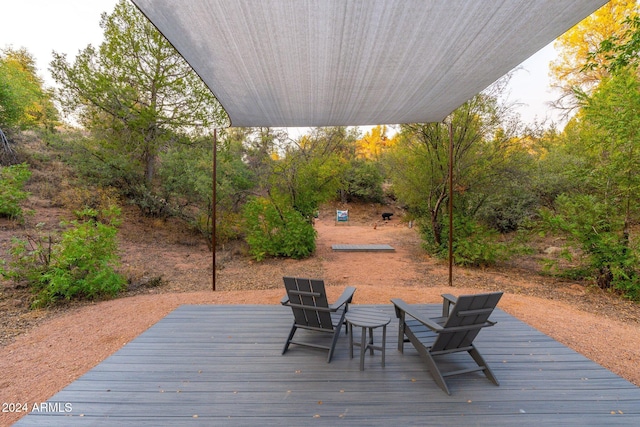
[1, 203, 640, 425]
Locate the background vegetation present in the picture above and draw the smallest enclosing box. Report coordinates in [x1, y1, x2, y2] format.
[2, 0, 640, 304]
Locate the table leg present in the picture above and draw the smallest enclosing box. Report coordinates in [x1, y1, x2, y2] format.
[368, 327, 375, 355]
[359, 327, 366, 371]
[381, 324, 386, 367]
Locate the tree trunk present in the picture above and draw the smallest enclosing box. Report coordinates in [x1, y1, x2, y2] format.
[430, 188, 448, 247]
[0, 128, 18, 166]
[144, 151, 155, 185]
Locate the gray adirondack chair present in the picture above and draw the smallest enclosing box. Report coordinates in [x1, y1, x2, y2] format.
[281, 276, 356, 363]
[391, 292, 503, 394]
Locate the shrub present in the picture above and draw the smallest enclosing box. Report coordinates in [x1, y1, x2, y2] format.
[420, 215, 507, 268]
[6, 207, 125, 308]
[130, 184, 175, 218]
[0, 162, 31, 219]
[242, 197, 316, 261]
[56, 185, 121, 223]
[343, 159, 384, 203]
[214, 210, 243, 247]
[476, 191, 538, 233]
[539, 194, 640, 301]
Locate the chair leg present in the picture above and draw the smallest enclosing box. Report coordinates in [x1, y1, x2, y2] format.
[404, 327, 450, 395]
[282, 324, 297, 355]
[327, 327, 342, 363]
[348, 323, 354, 359]
[397, 317, 405, 353]
[418, 347, 450, 395]
[469, 346, 499, 386]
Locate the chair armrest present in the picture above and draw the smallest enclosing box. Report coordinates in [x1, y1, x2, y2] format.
[441, 293, 457, 316]
[329, 286, 356, 311]
[442, 294, 457, 304]
[391, 298, 410, 318]
[391, 298, 443, 332]
[280, 295, 290, 306]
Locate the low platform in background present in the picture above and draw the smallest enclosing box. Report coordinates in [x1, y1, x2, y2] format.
[331, 244, 395, 252]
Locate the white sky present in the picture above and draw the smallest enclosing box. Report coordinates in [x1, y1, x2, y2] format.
[1, 0, 565, 130]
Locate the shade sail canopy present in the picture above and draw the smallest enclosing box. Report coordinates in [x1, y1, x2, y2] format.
[132, 0, 608, 127]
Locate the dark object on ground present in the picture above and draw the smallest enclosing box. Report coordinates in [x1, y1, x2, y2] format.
[392, 292, 503, 394]
[382, 212, 393, 220]
[281, 276, 356, 362]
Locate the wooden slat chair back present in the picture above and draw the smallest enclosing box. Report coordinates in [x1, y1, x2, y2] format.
[392, 292, 503, 395]
[282, 277, 356, 363]
[285, 277, 333, 330]
[433, 292, 503, 353]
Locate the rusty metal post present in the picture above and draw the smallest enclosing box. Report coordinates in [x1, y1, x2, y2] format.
[212, 128, 217, 291]
[448, 120, 454, 287]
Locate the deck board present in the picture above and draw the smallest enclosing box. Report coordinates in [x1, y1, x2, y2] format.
[14, 304, 640, 426]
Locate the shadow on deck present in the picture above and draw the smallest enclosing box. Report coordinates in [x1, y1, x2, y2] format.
[14, 304, 640, 426]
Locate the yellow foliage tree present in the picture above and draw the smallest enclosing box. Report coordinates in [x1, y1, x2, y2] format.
[356, 125, 390, 160]
[550, 0, 639, 113]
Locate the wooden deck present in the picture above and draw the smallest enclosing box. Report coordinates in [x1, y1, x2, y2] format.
[15, 304, 640, 426]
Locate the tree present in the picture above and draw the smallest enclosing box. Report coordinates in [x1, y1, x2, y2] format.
[586, 14, 640, 73]
[540, 193, 640, 300]
[241, 127, 352, 260]
[1, 47, 57, 131]
[530, 125, 592, 210]
[242, 127, 288, 184]
[580, 68, 640, 244]
[385, 122, 449, 243]
[159, 132, 256, 246]
[355, 125, 391, 161]
[550, 0, 638, 114]
[342, 158, 384, 203]
[0, 47, 58, 164]
[50, 0, 227, 189]
[279, 127, 353, 216]
[534, 68, 640, 300]
[384, 78, 529, 266]
[387, 86, 519, 243]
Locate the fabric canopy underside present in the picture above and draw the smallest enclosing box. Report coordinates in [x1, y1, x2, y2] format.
[132, 0, 608, 127]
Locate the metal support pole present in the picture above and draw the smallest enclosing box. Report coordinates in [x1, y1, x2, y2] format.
[448, 120, 454, 287]
[212, 128, 217, 291]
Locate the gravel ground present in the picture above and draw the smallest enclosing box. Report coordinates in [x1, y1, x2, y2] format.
[1, 205, 639, 425]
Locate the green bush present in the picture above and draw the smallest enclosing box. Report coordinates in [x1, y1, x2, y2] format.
[419, 215, 507, 268]
[452, 216, 510, 267]
[343, 159, 384, 203]
[6, 207, 126, 308]
[243, 197, 316, 261]
[476, 191, 538, 233]
[0, 163, 31, 219]
[214, 210, 243, 247]
[539, 194, 640, 301]
[129, 183, 175, 218]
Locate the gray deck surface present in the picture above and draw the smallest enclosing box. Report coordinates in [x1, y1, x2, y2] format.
[14, 304, 640, 426]
[331, 244, 395, 252]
